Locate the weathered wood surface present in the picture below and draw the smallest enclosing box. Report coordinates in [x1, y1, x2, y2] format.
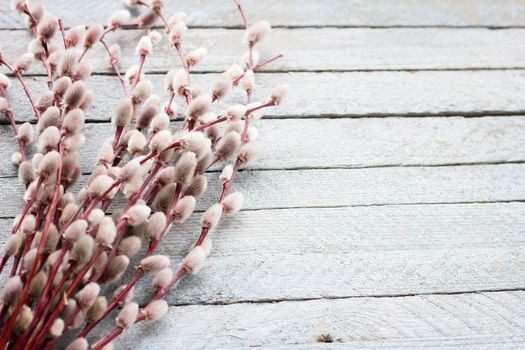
[3, 28, 525, 74]
[2, 163, 525, 217]
[5, 71, 525, 123]
[88, 291, 525, 349]
[3, 116, 525, 177]
[2, 0, 525, 29]
[2, 202, 525, 304]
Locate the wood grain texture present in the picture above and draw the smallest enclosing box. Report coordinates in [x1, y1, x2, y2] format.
[1, 163, 525, 217]
[5, 71, 525, 124]
[85, 291, 525, 349]
[4, 202, 524, 305]
[3, 116, 525, 177]
[2, 0, 525, 29]
[2, 28, 525, 74]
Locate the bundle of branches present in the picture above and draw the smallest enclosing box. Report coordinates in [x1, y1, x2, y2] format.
[0, 0, 287, 348]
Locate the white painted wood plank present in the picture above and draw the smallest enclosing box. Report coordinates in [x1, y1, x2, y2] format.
[1, 163, 525, 217]
[86, 292, 525, 349]
[3, 28, 525, 73]
[2, 0, 525, 29]
[5, 71, 525, 123]
[2, 116, 525, 177]
[3, 203, 525, 304]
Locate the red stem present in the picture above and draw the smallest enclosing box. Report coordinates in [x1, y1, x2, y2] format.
[58, 19, 67, 48]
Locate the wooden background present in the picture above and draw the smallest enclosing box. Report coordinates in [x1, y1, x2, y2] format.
[2, 0, 525, 348]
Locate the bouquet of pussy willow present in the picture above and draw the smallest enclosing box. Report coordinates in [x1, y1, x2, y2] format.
[0, 0, 286, 348]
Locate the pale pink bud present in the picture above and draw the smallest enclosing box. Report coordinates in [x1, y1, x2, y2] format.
[182, 246, 206, 273]
[180, 132, 206, 153]
[106, 43, 121, 68]
[116, 302, 139, 329]
[108, 10, 130, 27]
[53, 76, 72, 98]
[59, 203, 79, 228]
[66, 25, 86, 48]
[64, 219, 88, 244]
[136, 36, 153, 56]
[226, 63, 244, 80]
[37, 149, 60, 177]
[64, 81, 86, 108]
[66, 338, 88, 350]
[146, 212, 166, 240]
[171, 69, 187, 95]
[63, 108, 85, 134]
[210, 73, 232, 100]
[152, 268, 172, 290]
[137, 104, 158, 130]
[220, 164, 233, 183]
[18, 122, 34, 143]
[241, 49, 260, 67]
[84, 24, 103, 48]
[169, 21, 187, 45]
[143, 300, 168, 321]
[49, 318, 65, 338]
[200, 237, 213, 256]
[97, 142, 114, 165]
[15, 53, 34, 73]
[38, 126, 60, 152]
[156, 166, 175, 187]
[37, 106, 60, 134]
[126, 204, 151, 226]
[87, 208, 105, 226]
[182, 174, 207, 199]
[120, 159, 141, 182]
[112, 98, 133, 128]
[185, 48, 207, 67]
[1, 276, 22, 305]
[222, 192, 244, 215]
[127, 130, 146, 154]
[138, 10, 158, 28]
[11, 0, 26, 13]
[59, 49, 78, 77]
[239, 69, 255, 91]
[125, 64, 144, 85]
[21, 214, 36, 235]
[87, 296, 107, 322]
[270, 84, 288, 106]
[117, 236, 142, 257]
[101, 255, 130, 283]
[150, 130, 172, 153]
[28, 39, 45, 58]
[80, 89, 94, 110]
[75, 282, 100, 309]
[239, 142, 260, 163]
[148, 30, 162, 44]
[188, 95, 212, 121]
[150, 112, 170, 132]
[0, 73, 12, 89]
[244, 20, 271, 45]
[226, 104, 246, 121]
[140, 255, 170, 274]
[74, 61, 93, 80]
[37, 16, 58, 42]
[96, 217, 117, 247]
[88, 174, 115, 198]
[171, 195, 195, 223]
[4, 234, 20, 256]
[200, 203, 222, 229]
[71, 234, 94, 264]
[113, 284, 134, 306]
[216, 131, 241, 160]
[174, 152, 197, 185]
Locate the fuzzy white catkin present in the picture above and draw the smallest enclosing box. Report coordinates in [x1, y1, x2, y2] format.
[116, 302, 139, 329]
[216, 131, 241, 160]
[169, 21, 187, 45]
[222, 192, 244, 215]
[150, 130, 172, 153]
[150, 112, 170, 132]
[140, 255, 170, 273]
[37, 149, 60, 177]
[185, 48, 207, 66]
[241, 49, 260, 68]
[144, 300, 169, 321]
[126, 203, 151, 226]
[226, 104, 247, 121]
[66, 25, 85, 48]
[97, 142, 114, 164]
[1, 276, 22, 306]
[71, 235, 94, 264]
[0, 73, 11, 89]
[84, 24, 103, 48]
[152, 268, 172, 290]
[270, 84, 289, 105]
[117, 236, 142, 257]
[87, 174, 115, 198]
[87, 208, 105, 226]
[119, 159, 141, 182]
[238, 142, 260, 163]
[75, 282, 100, 309]
[174, 152, 197, 185]
[136, 35, 153, 55]
[201, 237, 213, 256]
[172, 195, 196, 223]
[187, 95, 211, 120]
[66, 338, 89, 350]
[15, 53, 34, 73]
[96, 217, 117, 247]
[240, 69, 255, 91]
[64, 80, 86, 109]
[17, 122, 34, 143]
[182, 246, 206, 273]
[108, 10, 130, 27]
[112, 98, 133, 127]
[220, 165, 233, 183]
[146, 212, 166, 240]
[171, 69, 187, 95]
[212, 73, 232, 100]
[49, 318, 65, 338]
[244, 20, 271, 45]
[127, 130, 146, 153]
[200, 203, 223, 229]
[132, 80, 153, 104]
